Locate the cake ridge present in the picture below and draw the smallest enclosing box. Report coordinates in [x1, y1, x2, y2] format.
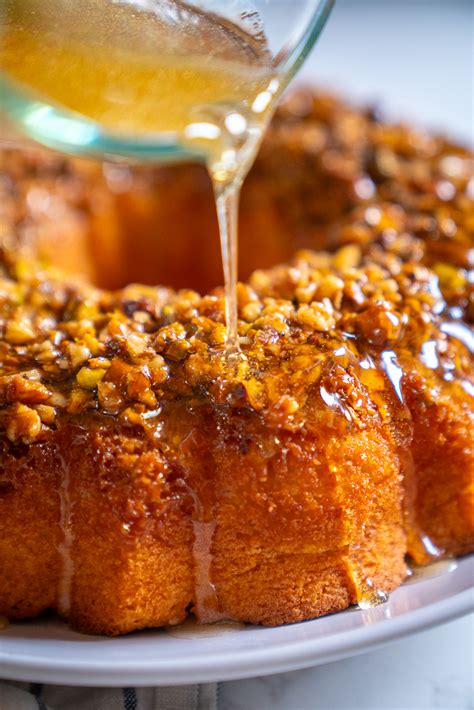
[0, 89, 472, 634]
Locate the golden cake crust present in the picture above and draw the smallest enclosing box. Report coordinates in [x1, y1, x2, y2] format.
[0, 90, 473, 635]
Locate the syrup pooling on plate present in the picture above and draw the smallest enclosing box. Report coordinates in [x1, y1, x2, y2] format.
[1, 0, 284, 347]
[405, 558, 458, 584]
[166, 617, 244, 638]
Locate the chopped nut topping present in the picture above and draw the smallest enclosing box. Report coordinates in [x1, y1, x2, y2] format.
[0, 90, 472, 443]
[76, 366, 107, 390]
[6, 403, 42, 443]
[5, 314, 36, 344]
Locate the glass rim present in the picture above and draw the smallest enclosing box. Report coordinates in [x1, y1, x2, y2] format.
[0, 0, 335, 162]
[277, 0, 335, 80]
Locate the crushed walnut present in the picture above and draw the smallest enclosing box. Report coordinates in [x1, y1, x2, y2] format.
[0, 234, 472, 444]
[0, 91, 472, 443]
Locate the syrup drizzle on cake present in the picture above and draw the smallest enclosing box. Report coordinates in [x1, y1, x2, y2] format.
[57, 451, 74, 616]
[191, 519, 228, 623]
[0, 91, 472, 634]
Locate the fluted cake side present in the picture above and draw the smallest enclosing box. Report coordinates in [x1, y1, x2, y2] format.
[0, 90, 472, 635]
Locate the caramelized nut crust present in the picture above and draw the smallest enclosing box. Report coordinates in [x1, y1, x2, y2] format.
[0, 90, 472, 635]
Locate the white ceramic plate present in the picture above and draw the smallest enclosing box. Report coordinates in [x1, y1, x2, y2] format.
[1, 556, 472, 687]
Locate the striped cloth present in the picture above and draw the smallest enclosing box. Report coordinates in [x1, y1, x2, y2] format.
[0, 682, 218, 710]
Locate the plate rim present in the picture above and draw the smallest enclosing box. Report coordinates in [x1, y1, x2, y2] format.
[1, 565, 473, 687]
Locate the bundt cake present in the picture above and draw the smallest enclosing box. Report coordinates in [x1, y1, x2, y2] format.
[0, 90, 473, 635]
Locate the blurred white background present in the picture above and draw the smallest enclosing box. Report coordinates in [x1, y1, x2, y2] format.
[299, 0, 473, 142]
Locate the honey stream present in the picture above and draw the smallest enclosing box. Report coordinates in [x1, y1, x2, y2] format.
[0, 0, 284, 348]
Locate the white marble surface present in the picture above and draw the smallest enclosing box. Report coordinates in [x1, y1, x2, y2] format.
[220, 614, 474, 709]
[221, 2, 473, 707]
